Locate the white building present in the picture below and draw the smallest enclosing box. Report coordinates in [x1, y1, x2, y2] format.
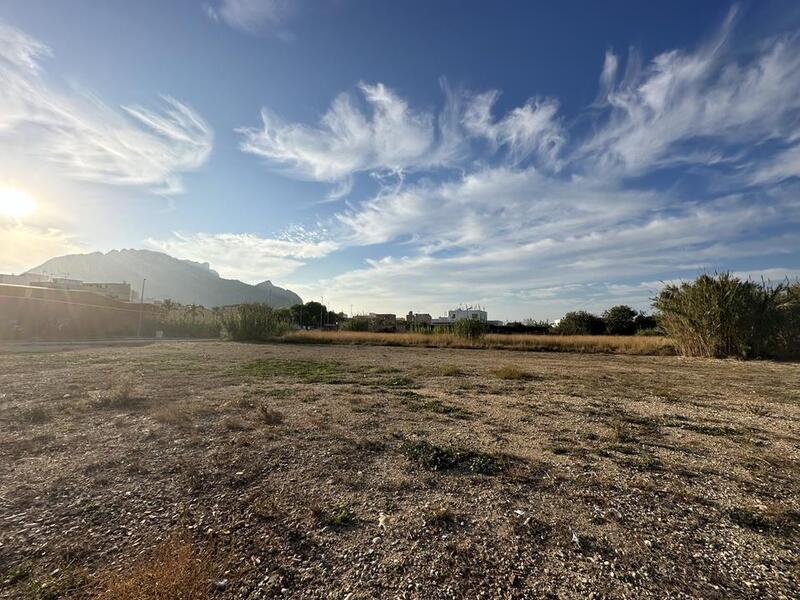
[432, 306, 488, 325]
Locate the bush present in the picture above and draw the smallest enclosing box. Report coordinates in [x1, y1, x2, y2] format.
[340, 316, 371, 331]
[602, 305, 637, 335]
[633, 312, 658, 332]
[222, 303, 290, 341]
[653, 273, 797, 358]
[555, 311, 605, 335]
[452, 319, 488, 340]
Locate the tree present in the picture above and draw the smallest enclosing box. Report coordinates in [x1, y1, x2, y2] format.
[290, 301, 328, 329]
[602, 305, 637, 335]
[633, 312, 658, 332]
[555, 311, 605, 335]
[160, 298, 177, 314]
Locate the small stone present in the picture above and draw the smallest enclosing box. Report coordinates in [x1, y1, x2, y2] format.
[214, 579, 229, 590]
[372, 536, 381, 544]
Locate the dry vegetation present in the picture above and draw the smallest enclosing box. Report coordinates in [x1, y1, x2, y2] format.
[0, 341, 798, 599]
[281, 330, 676, 355]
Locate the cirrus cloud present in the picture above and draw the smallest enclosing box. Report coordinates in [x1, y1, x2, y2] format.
[0, 21, 212, 195]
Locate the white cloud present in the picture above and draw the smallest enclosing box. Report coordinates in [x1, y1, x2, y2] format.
[581, 9, 800, 176]
[238, 81, 569, 191]
[0, 222, 82, 274]
[146, 231, 338, 282]
[238, 83, 439, 184]
[0, 21, 212, 195]
[206, 0, 294, 33]
[462, 91, 564, 166]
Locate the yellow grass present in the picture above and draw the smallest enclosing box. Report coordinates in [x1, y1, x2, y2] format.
[279, 330, 675, 355]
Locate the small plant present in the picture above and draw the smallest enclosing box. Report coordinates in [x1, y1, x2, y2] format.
[401, 440, 506, 475]
[312, 505, 357, 528]
[152, 404, 193, 427]
[15, 406, 52, 425]
[95, 379, 146, 410]
[423, 507, 459, 527]
[420, 399, 471, 419]
[222, 416, 250, 431]
[257, 403, 284, 425]
[491, 366, 534, 380]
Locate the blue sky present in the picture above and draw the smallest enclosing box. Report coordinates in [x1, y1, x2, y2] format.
[1, 0, 800, 320]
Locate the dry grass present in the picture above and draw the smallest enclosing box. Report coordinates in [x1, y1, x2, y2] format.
[94, 537, 214, 600]
[2, 341, 798, 598]
[280, 330, 675, 355]
[491, 366, 535, 380]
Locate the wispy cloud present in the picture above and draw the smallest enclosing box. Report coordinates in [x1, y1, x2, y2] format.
[0, 21, 212, 195]
[263, 7, 800, 318]
[238, 80, 570, 194]
[238, 83, 441, 184]
[146, 230, 338, 282]
[205, 0, 296, 34]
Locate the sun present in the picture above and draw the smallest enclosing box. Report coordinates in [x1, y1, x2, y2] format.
[0, 185, 36, 219]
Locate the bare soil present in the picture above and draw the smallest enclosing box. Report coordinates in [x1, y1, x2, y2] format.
[1, 341, 798, 599]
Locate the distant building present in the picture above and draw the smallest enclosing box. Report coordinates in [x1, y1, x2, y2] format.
[0, 273, 49, 286]
[26, 277, 132, 302]
[433, 306, 489, 325]
[406, 311, 432, 326]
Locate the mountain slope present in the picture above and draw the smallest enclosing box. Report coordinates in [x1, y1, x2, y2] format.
[29, 249, 303, 308]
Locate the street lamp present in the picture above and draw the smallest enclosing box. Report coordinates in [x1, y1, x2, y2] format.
[137, 278, 147, 338]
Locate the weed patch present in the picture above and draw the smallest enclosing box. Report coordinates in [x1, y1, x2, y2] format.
[312, 505, 357, 528]
[15, 406, 52, 425]
[401, 440, 507, 475]
[257, 403, 285, 425]
[491, 366, 536, 381]
[237, 359, 346, 384]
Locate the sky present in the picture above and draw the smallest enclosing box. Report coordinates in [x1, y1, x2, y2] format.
[1, 0, 800, 320]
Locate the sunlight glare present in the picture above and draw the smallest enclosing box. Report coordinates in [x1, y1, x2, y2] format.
[0, 185, 36, 219]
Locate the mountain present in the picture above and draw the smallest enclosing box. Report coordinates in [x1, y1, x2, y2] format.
[28, 249, 303, 308]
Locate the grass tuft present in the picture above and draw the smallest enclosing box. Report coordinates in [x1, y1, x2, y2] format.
[312, 505, 357, 528]
[257, 403, 285, 425]
[491, 366, 535, 380]
[401, 440, 506, 475]
[94, 537, 214, 600]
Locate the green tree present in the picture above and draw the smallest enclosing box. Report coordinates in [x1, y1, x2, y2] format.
[555, 311, 605, 335]
[602, 305, 637, 335]
[290, 301, 328, 329]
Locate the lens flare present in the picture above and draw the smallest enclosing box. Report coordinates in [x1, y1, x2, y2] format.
[0, 185, 36, 219]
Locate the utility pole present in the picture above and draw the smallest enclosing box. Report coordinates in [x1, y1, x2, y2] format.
[320, 295, 325, 329]
[137, 278, 147, 338]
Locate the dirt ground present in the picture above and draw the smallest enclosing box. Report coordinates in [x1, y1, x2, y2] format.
[1, 341, 798, 599]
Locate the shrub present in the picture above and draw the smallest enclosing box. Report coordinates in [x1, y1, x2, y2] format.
[452, 319, 488, 340]
[602, 305, 637, 335]
[653, 273, 796, 358]
[222, 303, 290, 341]
[633, 312, 659, 332]
[555, 311, 606, 335]
[340, 316, 371, 331]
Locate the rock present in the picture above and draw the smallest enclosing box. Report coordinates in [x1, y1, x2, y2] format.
[214, 579, 229, 590]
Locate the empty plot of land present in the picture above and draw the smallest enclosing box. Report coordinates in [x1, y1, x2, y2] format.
[0, 342, 798, 599]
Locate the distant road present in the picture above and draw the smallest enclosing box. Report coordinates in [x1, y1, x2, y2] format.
[0, 338, 220, 354]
